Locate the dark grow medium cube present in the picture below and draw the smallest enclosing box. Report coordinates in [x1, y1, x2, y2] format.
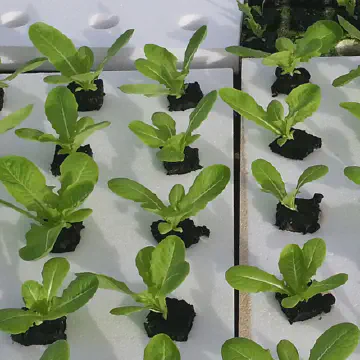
[151, 218, 210, 248]
[167, 82, 203, 112]
[67, 79, 105, 112]
[0, 88, 4, 111]
[269, 129, 322, 160]
[51, 222, 85, 253]
[144, 298, 196, 341]
[11, 311, 67, 346]
[50, 144, 93, 176]
[275, 193, 323, 234]
[163, 146, 202, 175]
[275, 292, 335, 324]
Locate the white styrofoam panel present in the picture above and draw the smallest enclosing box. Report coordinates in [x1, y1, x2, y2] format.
[0, 69, 234, 360]
[242, 56, 360, 358]
[0, 0, 241, 71]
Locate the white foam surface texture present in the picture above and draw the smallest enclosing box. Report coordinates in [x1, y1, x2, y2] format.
[242, 57, 360, 358]
[0, 1, 241, 70]
[0, 69, 234, 359]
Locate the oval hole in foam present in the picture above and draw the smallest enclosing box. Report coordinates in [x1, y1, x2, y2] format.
[89, 13, 119, 29]
[1, 11, 29, 28]
[178, 14, 208, 31]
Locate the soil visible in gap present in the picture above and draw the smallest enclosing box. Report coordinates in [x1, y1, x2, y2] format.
[290, 7, 325, 32]
[151, 218, 210, 248]
[275, 193, 323, 234]
[167, 82, 203, 112]
[0, 88, 4, 111]
[144, 298, 196, 341]
[269, 129, 322, 160]
[50, 144, 93, 176]
[163, 146, 202, 175]
[67, 79, 105, 112]
[241, 30, 278, 53]
[51, 222, 85, 253]
[271, 67, 311, 96]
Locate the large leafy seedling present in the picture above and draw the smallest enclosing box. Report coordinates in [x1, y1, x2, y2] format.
[77, 236, 189, 320]
[252, 159, 328, 211]
[15, 86, 110, 155]
[0, 153, 98, 261]
[40, 340, 70, 360]
[28, 22, 134, 92]
[129, 90, 217, 162]
[237, 1, 266, 39]
[219, 83, 321, 146]
[226, 237, 348, 309]
[227, 20, 343, 75]
[0, 258, 98, 335]
[119, 25, 207, 98]
[0, 104, 34, 134]
[108, 164, 230, 235]
[221, 323, 359, 360]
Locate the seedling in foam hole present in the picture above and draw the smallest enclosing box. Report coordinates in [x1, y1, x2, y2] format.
[40, 340, 70, 360]
[237, 0, 266, 39]
[221, 323, 359, 360]
[0, 258, 98, 344]
[0, 152, 98, 261]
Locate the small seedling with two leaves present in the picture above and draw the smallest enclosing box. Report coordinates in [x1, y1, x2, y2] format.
[108, 164, 230, 235]
[226, 237, 348, 309]
[237, 0, 266, 39]
[252, 159, 328, 211]
[15, 86, 110, 156]
[144, 334, 180, 360]
[129, 90, 217, 162]
[221, 323, 359, 360]
[0, 153, 98, 260]
[220, 83, 321, 147]
[119, 25, 207, 98]
[0, 258, 98, 336]
[77, 236, 189, 320]
[28, 22, 134, 92]
[0, 104, 34, 134]
[39, 340, 70, 360]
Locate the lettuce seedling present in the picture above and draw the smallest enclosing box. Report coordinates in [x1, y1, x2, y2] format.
[0, 152, 98, 261]
[237, 1, 266, 39]
[252, 159, 328, 211]
[220, 83, 321, 146]
[144, 334, 180, 360]
[15, 86, 110, 154]
[40, 340, 69, 360]
[227, 20, 343, 75]
[226, 237, 348, 309]
[337, 0, 356, 17]
[0, 104, 33, 134]
[129, 90, 217, 162]
[28, 22, 134, 92]
[222, 323, 359, 360]
[108, 164, 230, 235]
[119, 25, 207, 98]
[77, 236, 189, 320]
[0, 257, 98, 335]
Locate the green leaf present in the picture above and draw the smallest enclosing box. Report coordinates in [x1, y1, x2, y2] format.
[58, 182, 94, 212]
[152, 112, 176, 139]
[22, 280, 45, 309]
[73, 121, 110, 148]
[97, 29, 134, 71]
[78, 46, 94, 73]
[183, 25, 207, 74]
[19, 224, 64, 261]
[119, 84, 170, 96]
[108, 178, 165, 213]
[0, 309, 42, 334]
[303, 274, 348, 300]
[84, 273, 135, 295]
[267, 100, 284, 126]
[15, 129, 59, 143]
[221, 338, 274, 360]
[178, 164, 231, 215]
[42, 257, 70, 301]
[338, 15, 360, 40]
[281, 294, 302, 308]
[144, 334, 180, 360]
[279, 244, 306, 293]
[225, 45, 270, 58]
[28, 22, 83, 77]
[344, 166, 360, 184]
[76, 117, 94, 133]
[135, 59, 171, 87]
[186, 134, 201, 146]
[70, 73, 97, 86]
[296, 165, 328, 191]
[262, 51, 293, 70]
[251, 159, 287, 202]
[0, 104, 33, 134]
[225, 265, 289, 294]
[295, 38, 322, 60]
[302, 238, 326, 280]
[219, 88, 281, 135]
[340, 101, 360, 120]
[150, 235, 190, 295]
[65, 208, 92, 222]
[309, 323, 360, 360]
[333, 66, 360, 87]
[169, 184, 185, 207]
[110, 306, 145, 316]
[276, 38, 295, 52]
[45, 87, 78, 143]
[144, 44, 178, 75]
[158, 222, 173, 234]
[128, 121, 166, 148]
[4, 57, 47, 81]
[277, 340, 299, 360]
[0, 81, 9, 88]
[47, 274, 98, 319]
[237, 2, 252, 17]
[43, 75, 71, 84]
[40, 340, 70, 360]
[136, 246, 155, 287]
